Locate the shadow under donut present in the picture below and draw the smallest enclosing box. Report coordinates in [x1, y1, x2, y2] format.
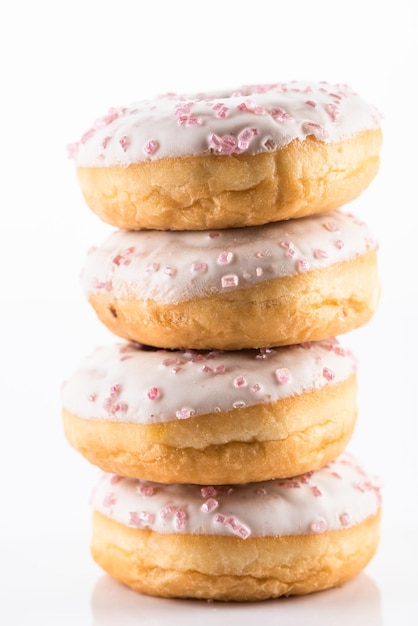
[91, 571, 382, 626]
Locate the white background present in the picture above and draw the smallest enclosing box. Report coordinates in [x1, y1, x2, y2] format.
[1, 1, 417, 623]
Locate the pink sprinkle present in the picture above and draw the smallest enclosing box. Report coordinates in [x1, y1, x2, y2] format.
[250, 383, 262, 393]
[162, 357, 181, 367]
[175, 509, 187, 530]
[217, 250, 234, 264]
[320, 338, 338, 350]
[331, 471, 342, 479]
[326, 103, 340, 122]
[237, 127, 259, 150]
[110, 475, 122, 484]
[297, 258, 310, 273]
[67, 142, 79, 159]
[139, 511, 155, 525]
[221, 274, 239, 288]
[208, 133, 237, 154]
[214, 364, 226, 374]
[255, 251, 265, 258]
[355, 480, 374, 493]
[201, 486, 217, 498]
[310, 486, 322, 497]
[269, 107, 292, 121]
[129, 511, 154, 527]
[234, 375, 247, 388]
[314, 248, 328, 259]
[119, 136, 130, 151]
[215, 514, 251, 539]
[263, 138, 277, 150]
[300, 471, 314, 483]
[145, 262, 160, 272]
[136, 484, 155, 497]
[103, 397, 113, 411]
[275, 368, 292, 384]
[112, 402, 128, 413]
[191, 261, 208, 273]
[257, 348, 274, 359]
[339, 512, 350, 527]
[280, 239, 296, 258]
[310, 519, 328, 533]
[81, 128, 95, 144]
[160, 505, 176, 519]
[255, 487, 267, 495]
[188, 116, 203, 125]
[128, 512, 141, 526]
[323, 220, 339, 232]
[147, 387, 160, 400]
[209, 231, 222, 238]
[88, 393, 97, 402]
[302, 121, 329, 141]
[201, 364, 213, 373]
[176, 407, 195, 419]
[103, 493, 116, 507]
[335, 239, 344, 249]
[98, 107, 123, 126]
[214, 104, 229, 118]
[208, 128, 258, 155]
[279, 480, 300, 489]
[305, 100, 317, 107]
[237, 100, 265, 115]
[102, 136, 111, 149]
[201, 498, 219, 513]
[109, 384, 121, 398]
[163, 266, 176, 277]
[144, 139, 159, 155]
[323, 367, 335, 381]
[112, 254, 131, 266]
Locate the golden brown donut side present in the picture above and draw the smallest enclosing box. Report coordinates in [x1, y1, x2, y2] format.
[62, 376, 357, 484]
[90, 509, 381, 601]
[86, 250, 380, 350]
[77, 129, 382, 230]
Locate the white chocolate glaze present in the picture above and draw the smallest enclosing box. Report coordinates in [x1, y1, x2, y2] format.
[69, 81, 381, 166]
[61, 339, 356, 424]
[91, 453, 381, 538]
[81, 210, 377, 304]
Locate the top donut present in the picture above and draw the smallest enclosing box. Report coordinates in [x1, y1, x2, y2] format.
[69, 81, 383, 230]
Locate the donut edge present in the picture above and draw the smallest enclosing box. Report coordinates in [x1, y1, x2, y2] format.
[90, 508, 381, 601]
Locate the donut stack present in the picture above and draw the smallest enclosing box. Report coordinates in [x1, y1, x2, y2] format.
[63, 82, 383, 601]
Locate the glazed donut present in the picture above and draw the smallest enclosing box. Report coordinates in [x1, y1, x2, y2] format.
[90, 453, 382, 601]
[62, 338, 358, 484]
[81, 209, 380, 350]
[68, 81, 382, 230]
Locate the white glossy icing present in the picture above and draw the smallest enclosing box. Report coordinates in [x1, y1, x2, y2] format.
[91, 453, 381, 538]
[61, 339, 356, 424]
[81, 210, 377, 304]
[70, 81, 381, 166]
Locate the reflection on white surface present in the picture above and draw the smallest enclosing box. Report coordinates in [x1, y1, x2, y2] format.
[91, 572, 382, 626]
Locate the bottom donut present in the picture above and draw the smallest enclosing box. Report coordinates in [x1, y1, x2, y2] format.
[90, 453, 381, 601]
